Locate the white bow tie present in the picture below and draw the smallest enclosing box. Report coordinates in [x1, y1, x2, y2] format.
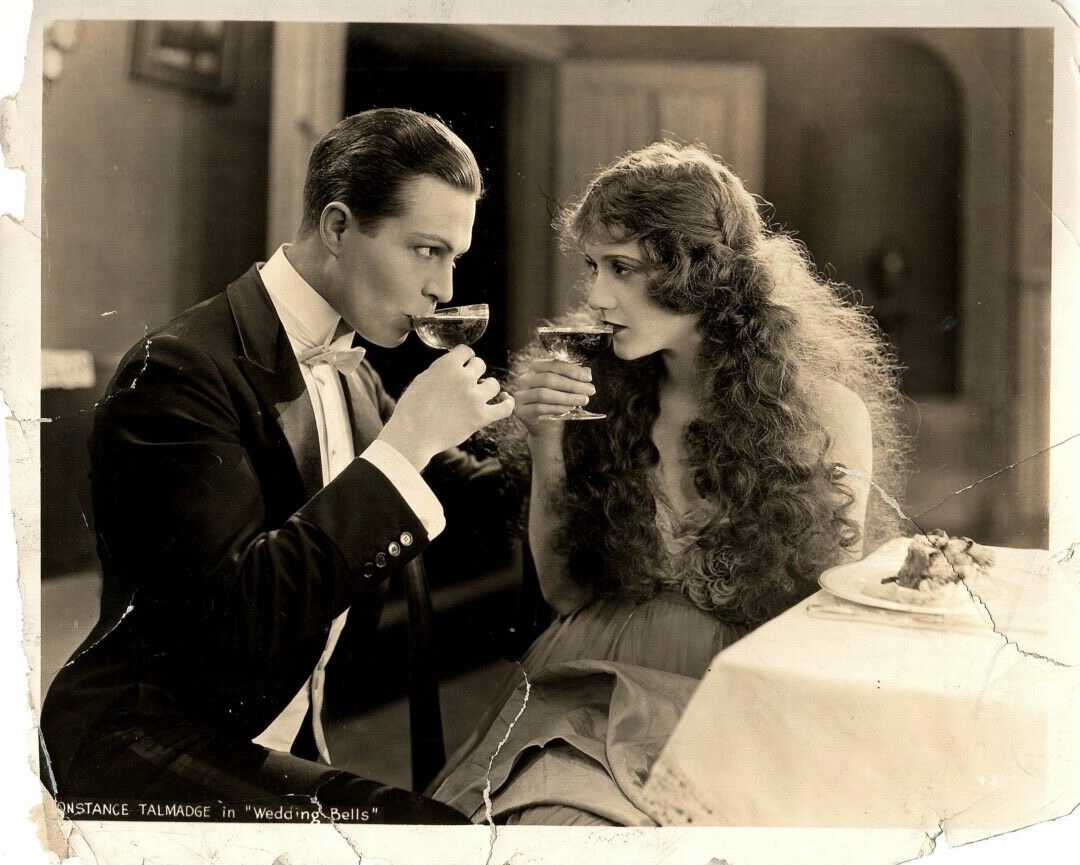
[298, 343, 366, 375]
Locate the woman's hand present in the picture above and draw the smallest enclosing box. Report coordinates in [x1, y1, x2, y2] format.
[511, 359, 596, 437]
[513, 359, 595, 614]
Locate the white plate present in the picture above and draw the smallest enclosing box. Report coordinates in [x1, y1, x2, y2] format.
[818, 536, 983, 614]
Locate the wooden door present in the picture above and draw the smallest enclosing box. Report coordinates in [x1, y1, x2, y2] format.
[552, 60, 766, 313]
[265, 23, 348, 254]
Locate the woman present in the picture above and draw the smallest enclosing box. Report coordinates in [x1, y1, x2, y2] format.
[432, 141, 907, 825]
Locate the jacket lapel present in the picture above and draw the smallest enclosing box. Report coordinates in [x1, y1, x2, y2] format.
[226, 267, 322, 499]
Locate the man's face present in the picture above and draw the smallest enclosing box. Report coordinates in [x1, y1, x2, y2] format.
[329, 175, 477, 347]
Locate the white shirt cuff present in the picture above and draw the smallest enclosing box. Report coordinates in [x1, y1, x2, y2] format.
[359, 439, 446, 540]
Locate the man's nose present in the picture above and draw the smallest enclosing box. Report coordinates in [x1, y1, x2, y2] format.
[424, 272, 454, 305]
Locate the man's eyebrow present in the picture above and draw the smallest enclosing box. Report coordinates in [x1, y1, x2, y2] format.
[410, 232, 469, 254]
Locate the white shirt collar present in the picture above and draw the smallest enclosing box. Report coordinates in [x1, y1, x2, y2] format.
[259, 245, 360, 355]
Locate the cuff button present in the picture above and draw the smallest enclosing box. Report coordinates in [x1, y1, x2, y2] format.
[362, 562, 375, 577]
[399, 531, 414, 547]
[387, 542, 401, 557]
[375, 552, 388, 568]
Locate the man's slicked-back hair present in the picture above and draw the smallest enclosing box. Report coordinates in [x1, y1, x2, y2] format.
[301, 107, 483, 234]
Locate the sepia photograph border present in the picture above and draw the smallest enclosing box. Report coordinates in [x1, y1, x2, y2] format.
[2, 1, 1078, 864]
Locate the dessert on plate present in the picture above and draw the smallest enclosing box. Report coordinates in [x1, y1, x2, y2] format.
[864, 529, 995, 606]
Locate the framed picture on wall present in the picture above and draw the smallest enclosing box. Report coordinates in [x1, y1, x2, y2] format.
[130, 20, 239, 99]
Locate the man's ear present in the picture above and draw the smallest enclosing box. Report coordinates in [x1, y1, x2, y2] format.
[318, 202, 352, 256]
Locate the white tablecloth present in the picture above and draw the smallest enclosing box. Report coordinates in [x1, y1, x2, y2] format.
[642, 545, 1080, 843]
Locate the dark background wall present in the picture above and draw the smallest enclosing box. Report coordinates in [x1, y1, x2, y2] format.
[42, 20, 273, 369]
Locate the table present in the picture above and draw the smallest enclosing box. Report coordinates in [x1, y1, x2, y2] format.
[641, 545, 1080, 843]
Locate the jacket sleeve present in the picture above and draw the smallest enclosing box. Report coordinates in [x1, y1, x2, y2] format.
[88, 333, 428, 725]
[357, 358, 523, 578]
[358, 357, 504, 486]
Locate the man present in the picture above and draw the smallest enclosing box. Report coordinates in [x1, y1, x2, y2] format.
[40, 108, 514, 823]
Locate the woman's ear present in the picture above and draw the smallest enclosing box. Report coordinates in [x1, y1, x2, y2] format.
[318, 201, 352, 257]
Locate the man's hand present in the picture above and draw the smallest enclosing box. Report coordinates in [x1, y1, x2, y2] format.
[379, 344, 515, 471]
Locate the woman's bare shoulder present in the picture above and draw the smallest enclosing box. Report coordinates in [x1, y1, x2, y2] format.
[815, 380, 871, 429]
[815, 380, 873, 473]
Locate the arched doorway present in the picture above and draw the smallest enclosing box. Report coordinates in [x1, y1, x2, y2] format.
[800, 34, 963, 397]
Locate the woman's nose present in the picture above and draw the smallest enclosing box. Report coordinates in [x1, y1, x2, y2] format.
[586, 276, 614, 312]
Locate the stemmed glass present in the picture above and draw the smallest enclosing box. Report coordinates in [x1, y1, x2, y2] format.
[410, 304, 511, 405]
[409, 304, 489, 349]
[536, 324, 613, 421]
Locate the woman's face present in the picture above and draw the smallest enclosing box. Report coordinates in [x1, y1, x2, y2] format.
[582, 238, 700, 362]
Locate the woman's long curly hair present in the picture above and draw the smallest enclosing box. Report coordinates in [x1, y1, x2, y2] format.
[496, 141, 908, 628]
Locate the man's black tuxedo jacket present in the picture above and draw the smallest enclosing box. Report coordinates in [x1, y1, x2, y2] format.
[41, 265, 495, 792]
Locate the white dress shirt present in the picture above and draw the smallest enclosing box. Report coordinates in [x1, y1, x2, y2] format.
[252, 245, 445, 761]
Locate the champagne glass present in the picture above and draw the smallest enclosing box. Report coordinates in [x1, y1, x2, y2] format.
[409, 304, 489, 349]
[536, 324, 613, 421]
[411, 304, 510, 405]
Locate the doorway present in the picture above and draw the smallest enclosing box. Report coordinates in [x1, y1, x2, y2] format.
[799, 34, 963, 398]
